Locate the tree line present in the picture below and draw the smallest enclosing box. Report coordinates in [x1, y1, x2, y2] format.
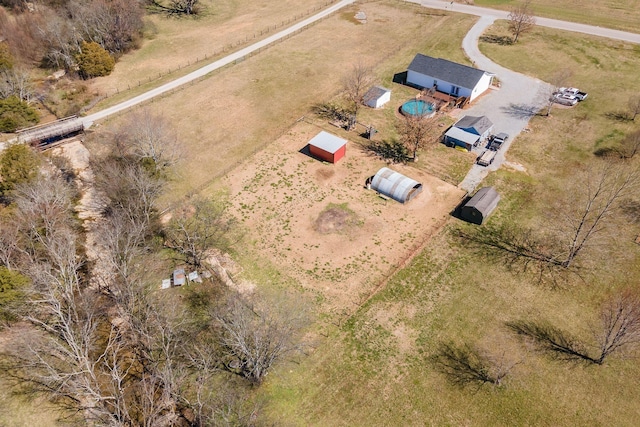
[0, 110, 305, 426]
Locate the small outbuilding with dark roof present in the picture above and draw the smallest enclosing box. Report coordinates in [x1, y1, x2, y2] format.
[460, 187, 500, 225]
[308, 131, 347, 163]
[406, 54, 493, 102]
[444, 115, 494, 150]
[369, 167, 423, 204]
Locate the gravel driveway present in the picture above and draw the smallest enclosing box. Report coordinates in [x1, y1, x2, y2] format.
[456, 16, 552, 192]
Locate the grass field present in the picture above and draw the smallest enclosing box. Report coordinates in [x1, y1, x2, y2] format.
[9, 0, 640, 425]
[87, 2, 478, 208]
[253, 10, 640, 427]
[87, 0, 338, 96]
[474, 0, 640, 33]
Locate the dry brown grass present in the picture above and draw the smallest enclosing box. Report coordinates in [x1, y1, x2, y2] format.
[88, 0, 337, 95]
[214, 119, 464, 312]
[255, 10, 640, 427]
[86, 2, 477, 208]
[474, 0, 640, 33]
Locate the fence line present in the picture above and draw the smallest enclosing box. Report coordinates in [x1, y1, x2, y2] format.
[103, 0, 339, 98]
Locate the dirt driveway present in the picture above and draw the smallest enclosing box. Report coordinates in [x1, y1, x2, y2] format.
[221, 121, 465, 312]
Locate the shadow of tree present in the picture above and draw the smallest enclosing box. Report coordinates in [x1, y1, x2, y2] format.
[431, 342, 514, 388]
[479, 35, 514, 46]
[365, 139, 410, 164]
[604, 111, 632, 122]
[506, 320, 595, 363]
[621, 199, 640, 224]
[500, 103, 542, 119]
[593, 146, 619, 158]
[454, 224, 570, 286]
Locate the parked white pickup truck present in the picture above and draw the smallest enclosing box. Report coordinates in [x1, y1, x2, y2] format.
[559, 87, 588, 101]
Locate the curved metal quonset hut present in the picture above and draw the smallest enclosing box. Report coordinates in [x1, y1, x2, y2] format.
[371, 167, 422, 204]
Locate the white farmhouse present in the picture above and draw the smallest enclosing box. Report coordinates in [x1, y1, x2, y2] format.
[406, 54, 493, 103]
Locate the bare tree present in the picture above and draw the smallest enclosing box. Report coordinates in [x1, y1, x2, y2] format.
[0, 216, 20, 268]
[68, 0, 144, 54]
[165, 196, 237, 269]
[34, 6, 82, 69]
[555, 161, 639, 268]
[628, 94, 640, 121]
[148, 0, 201, 15]
[543, 68, 573, 116]
[215, 295, 306, 384]
[342, 63, 375, 127]
[398, 113, 436, 161]
[170, 0, 200, 15]
[508, 0, 536, 44]
[123, 109, 182, 175]
[508, 290, 640, 365]
[460, 161, 639, 273]
[91, 151, 164, 230]
[0, 67, 34, 102]
[4, 218, 123, 424]
[617, 128, 640, 159]
[593, 289, 640, 364]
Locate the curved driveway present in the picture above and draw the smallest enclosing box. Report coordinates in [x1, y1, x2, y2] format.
[415, 0, 640, 44]
[457, 16, 551, 192]
[412, 0, 640, 192]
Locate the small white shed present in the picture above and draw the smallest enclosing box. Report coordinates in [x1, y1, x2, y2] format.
[364, 86, 391, 109]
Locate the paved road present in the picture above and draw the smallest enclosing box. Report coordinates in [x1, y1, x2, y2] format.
[0, 0, 356, 150]
[415, 0, 640, 44]
[81, 0, 356, 127]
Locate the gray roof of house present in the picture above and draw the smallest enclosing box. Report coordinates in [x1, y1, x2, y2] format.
[465, 187, 500, 215]
[407, 54, 488, 90]
[371, 167, 422, 203]
[363, 86, 390, 103]
[308, 131, 347, 154]
[454, 115, 494, 135]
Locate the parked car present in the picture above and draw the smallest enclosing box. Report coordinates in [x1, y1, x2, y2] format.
[559, 87, 588, 101]
[488, 132, 509, 150]
[553, 92, 578, 106]
[477, 150, 497, 166]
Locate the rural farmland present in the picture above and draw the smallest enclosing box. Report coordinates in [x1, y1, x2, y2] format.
[0, 0, 639, 426]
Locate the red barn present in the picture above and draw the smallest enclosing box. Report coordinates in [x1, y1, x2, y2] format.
[308, 131, 347, 163]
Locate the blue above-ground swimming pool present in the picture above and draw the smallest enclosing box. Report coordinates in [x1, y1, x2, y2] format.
[401, 99, 436, 117]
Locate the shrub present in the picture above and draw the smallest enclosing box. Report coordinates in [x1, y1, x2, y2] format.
[0, 41, 14, 70]
[76, 41, 115, 79]
[0, 142, 40, 196]
[0, 96, 38, 132]
[0, 266, 29, 326]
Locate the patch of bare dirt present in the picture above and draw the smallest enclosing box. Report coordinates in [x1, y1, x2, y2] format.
[314, 206, 357, 234]
[219, 121, 466, 313]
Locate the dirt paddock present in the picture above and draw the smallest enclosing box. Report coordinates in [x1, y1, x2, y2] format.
[221, 121, 465, 311]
